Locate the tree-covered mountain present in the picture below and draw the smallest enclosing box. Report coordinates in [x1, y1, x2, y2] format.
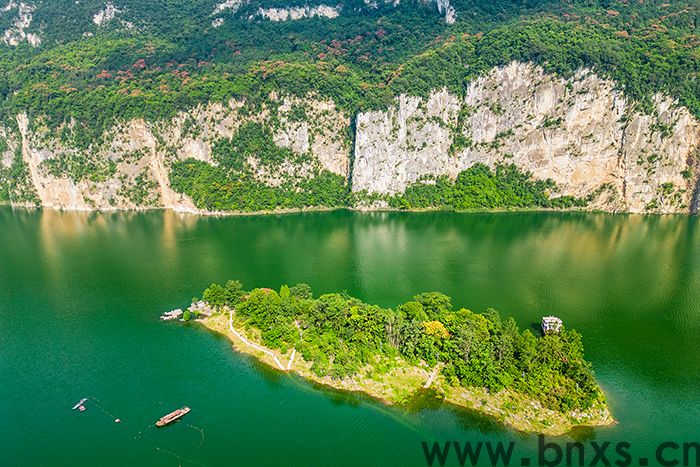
[0, 0, 697, 213]
[1, 0, 697, 123]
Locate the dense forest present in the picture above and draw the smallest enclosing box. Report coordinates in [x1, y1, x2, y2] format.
[387, 164, 589, 210]
[192, 280, 606, 413]
[0, 0, 696, 209]
[0, 0, 697, 139]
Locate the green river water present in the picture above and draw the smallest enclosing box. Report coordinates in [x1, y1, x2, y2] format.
[1, 207, 699, 466]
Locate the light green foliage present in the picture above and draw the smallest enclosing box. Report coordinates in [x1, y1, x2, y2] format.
[225, 280, 244, 305]
[169, 122, 349, 212]
[201, 280, 606, 412]
[290, 283, 312, 300]
[280, 284, 291, 301]
[0, 151, 39, 204]
[202, 283, 227, 307]
[389, 163, 588, 210]
[237, 288, 299, 350]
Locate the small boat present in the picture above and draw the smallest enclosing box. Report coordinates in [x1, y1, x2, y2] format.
[155, 407, 190, 427]
[72, 398, 87, 410]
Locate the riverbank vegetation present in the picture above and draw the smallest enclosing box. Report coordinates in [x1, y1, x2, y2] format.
[168, 159, 586, 213]
[169, 158, 348, 212]
[190, 280, 611, 432]
[388, 164, 588, 210]
[168, 122, 349, 212]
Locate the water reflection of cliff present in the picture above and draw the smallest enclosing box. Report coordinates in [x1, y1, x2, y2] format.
[349, 211, 700, 393]
[2, 207, 698, 397]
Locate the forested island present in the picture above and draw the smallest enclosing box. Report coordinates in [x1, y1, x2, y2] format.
[182, 281, 613, 435]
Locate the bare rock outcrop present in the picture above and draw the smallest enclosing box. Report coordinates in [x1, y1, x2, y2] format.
[5, 62, 699, 214]
[10, 95, 350, 212]
[352, 62, 700, 213]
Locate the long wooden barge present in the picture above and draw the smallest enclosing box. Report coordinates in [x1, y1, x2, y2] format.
[155, 406, 190, 427]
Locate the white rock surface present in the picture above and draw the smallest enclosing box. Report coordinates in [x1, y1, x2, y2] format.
[256, 5, 340, 21]
[1, 2, 40, 46]
[6, 62, 699, 214]
[213, 0, 246, 15]
[436, 0, 455, 24]
[10, 95, 350, 212]
[93, 2, 120, 26]
[352, 62, 700, 213]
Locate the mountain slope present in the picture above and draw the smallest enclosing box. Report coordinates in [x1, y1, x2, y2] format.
[0, 0, 697, 213]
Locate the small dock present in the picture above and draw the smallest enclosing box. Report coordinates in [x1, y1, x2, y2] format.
[160, 309, 183, 321]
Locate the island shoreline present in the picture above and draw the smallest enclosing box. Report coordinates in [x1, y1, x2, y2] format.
[194, 313, 615, 436]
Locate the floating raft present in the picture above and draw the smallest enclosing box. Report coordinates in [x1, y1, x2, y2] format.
[72, 398, 87, 410]
[155, 406, 190, 427]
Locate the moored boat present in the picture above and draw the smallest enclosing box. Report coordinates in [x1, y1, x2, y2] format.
[72, 398, 87, 410]
[155, 406, 190, 427]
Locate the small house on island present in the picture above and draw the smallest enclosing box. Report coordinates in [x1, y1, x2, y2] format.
[188, 300, 214, 318]
[541, 316, 563, 334]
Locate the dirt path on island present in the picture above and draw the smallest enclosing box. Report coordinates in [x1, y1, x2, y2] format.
[228, 310, 293, 371]
[423, 364, 442, 388]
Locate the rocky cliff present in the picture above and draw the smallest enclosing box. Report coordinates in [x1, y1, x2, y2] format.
[353, 62, 700, 213]
[2, 61, 699, 214]
[2, 95, 350, 212]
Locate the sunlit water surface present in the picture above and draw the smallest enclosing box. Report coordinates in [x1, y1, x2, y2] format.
[1, 208, 699, 466]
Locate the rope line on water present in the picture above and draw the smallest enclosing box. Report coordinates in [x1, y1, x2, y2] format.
[88, 397, 119, 421]
[155, 446, 208, 467]
[75, 397, 207, 463]
[187, 424, 205, 450]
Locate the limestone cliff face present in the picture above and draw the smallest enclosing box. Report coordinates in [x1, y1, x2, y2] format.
[255, 5, 341, 21]
[4, 62, 700, 214]
[352, 62, 700, 213]
[11, 95, 350, 212]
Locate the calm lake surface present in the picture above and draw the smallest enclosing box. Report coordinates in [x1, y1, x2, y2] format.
[1, 207, 699, 466]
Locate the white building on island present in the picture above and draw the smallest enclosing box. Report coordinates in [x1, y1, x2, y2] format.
[541, 316, 563, 334]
